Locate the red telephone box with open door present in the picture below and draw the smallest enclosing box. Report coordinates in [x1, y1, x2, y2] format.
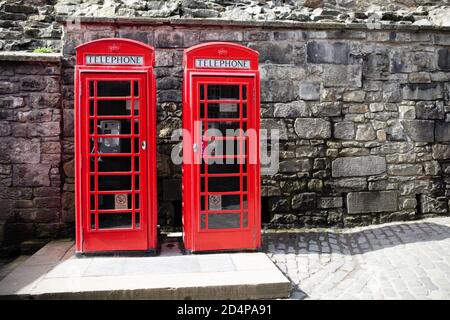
[182, 42, 261, 252]
[74, 38, 157, 254]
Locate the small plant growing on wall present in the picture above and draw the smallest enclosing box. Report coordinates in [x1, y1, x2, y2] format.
[33, 47, 54, 53]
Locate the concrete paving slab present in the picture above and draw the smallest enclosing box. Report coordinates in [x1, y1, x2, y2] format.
[0, 240, 291, 300]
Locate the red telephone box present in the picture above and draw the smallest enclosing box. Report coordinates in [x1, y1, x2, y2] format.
[182, 42, 261, 252]
[74, 38, 157, 254]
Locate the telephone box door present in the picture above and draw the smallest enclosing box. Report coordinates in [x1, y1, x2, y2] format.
[190, 76, 259, 251]
[80, 73, 149, 252]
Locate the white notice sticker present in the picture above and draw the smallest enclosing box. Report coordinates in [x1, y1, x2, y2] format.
[219, 103, 238, 113]
[209, 195, 222, 211]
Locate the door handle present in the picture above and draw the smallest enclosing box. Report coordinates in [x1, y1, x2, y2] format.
[193, 143, 198, 152]
[141, 140, 147, 151]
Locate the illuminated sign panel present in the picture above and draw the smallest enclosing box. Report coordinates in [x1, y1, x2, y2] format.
[195, 58, 251, 69]
[86, 55, 144, 65]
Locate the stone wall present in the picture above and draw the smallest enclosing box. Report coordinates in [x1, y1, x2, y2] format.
[60, 21, 450, 230]
[2, 0, 450, 53]
[0, 1, 62, 52]
[0, 55, 66, 255]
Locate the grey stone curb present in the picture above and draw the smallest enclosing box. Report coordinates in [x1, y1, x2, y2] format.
[0, 51, 62, 63]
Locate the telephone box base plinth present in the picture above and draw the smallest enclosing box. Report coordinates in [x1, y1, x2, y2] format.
[0, 240, 291, 300]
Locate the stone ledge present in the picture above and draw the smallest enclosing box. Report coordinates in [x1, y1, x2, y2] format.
[55, 15, 450, 32]
[0, 51, 62, 63]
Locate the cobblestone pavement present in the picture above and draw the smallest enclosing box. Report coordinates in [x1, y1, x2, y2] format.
[264, 217, 450, 300]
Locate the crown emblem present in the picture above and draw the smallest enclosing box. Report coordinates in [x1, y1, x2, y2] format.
[109, 43, 121, 52]
[218, 48, 228, 56]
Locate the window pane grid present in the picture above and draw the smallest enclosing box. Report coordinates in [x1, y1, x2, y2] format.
[88, 79, 141, 231]
[199, 82, 249, 230]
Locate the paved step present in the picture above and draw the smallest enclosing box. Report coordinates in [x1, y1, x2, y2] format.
[0, 239, 291, 299]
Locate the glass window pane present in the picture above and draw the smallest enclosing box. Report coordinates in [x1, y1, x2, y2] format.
[135, 194, 140, 209]
[208, 213, 240, 229]
[200, 84, 204, 100]
[135, 175, 140, 190]
[134, 120, 139, 134]
[98, 212, 132, 229]
[97, 81, 131, 97]
[205, 122, 246, 136]
[201, 196, 206, 211]
[90, 213, 96, 229]
[243, 212, 248, 228]
[200, 214, 206, 229]
[202, 176, 241, 192]
[90, 195, 95, 210]
[208, 194, 241, 211]
[89, 100, 95, 116]
[203, 163, 245, 174]
[89, 81, 94, 97]
[97, 119, 132, 135]
[133, 81, 139, 97]
[98, 175, 131, 191]
[207, 103, 240, 119]
[135, 212, 140, 228]
[204, 139, 245, 156]
[97, 138, 132, 154]
[135, 157, 140, 171]
[90, 175, 95, 191]
[98, 193, 132, 210]
[97, 100, 134, 116]
[97, 156, 132, 172]
[207, 85, 239, 100]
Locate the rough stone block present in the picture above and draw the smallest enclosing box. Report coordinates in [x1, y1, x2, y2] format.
[334, 122, 355, 140]
[295, 146, 324, 158]
[294, 118, 331, 139]
[269, 197, 290, 212]
[310, 102, 342, 117]
[432, 144, 450, 160]
[273, 101, 310, 118]
[387, 164, 423, 176]
[12, 164, 50, 187]
[399, 105, 416, 119]
[323, 65, 362, 88]
[279, 159, 311, 173]
[249, 42, 295, 64]
[261, 80, 298, 102]
[326, 178, 367, 192]
[355, 124, 376, 141]
[416, 101, 444, 120]
[401, 120, 434, 142]
[27, 122, 60, 137]
[0, 138, 40, 164]
[155, 30, 184, 47]
[402, 83, 444, 100]
[347, 191, 398, 214]
[298, 82, 320, 100]
[317, 197, 343, 209]
[292, 193, 316, 210]
[332, 156, 386, 177]
[343, 90, 365, 102]
[306, 41, 349, 64]
[438, 48, 450, 70]
[261, 119, 288, 140]
[421, 195, 448, 214]
[435, 121, 450, 142]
